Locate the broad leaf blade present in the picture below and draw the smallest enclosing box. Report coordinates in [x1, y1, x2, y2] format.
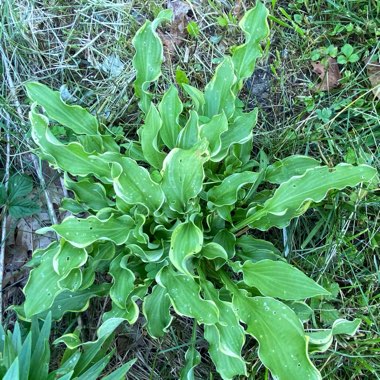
[213, 109, 258, 162]
[265, 155, 320, 184]
[157, 267, 219, 325]
[232, 2, 269, 90]
[109, 254, 135, 309]
[180, 346, 201, 380]
[139, 104, 166, 168]
[158, 85, 183, 149]
[23, 243, 63, 317]
[234, 294, 321, 380]
[199, 113, 228, 159]
[53, 242, 87, 277]
[177, 110, 200, 149]
[204, 57, 236, 119]
[207, 171, 259, 207]
[132, 10, 173, 113]
[161, 141, 208, 213]
[169, 220, 203, 275]
[182, 84, 205, 112]
[111, 157, 164, 213]
[30, 109, 111, 180]
[240, 260, 329, 300]
[26, 82, 98, 135]
[143, 285, 173, 338]
[202, 280, 247, 379]
[236, 164, 378, 231]
[39, 215, 135, 248]
[64, 174, 113, 211]
[307, 318, 361, 353]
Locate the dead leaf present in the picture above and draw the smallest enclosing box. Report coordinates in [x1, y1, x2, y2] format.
[311, 57, 341, 91]
[232, 0, 243, 19]
[366, 59, 380, 99]
[163, 0, 192, 54]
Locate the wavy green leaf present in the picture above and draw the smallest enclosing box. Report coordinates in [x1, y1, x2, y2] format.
[58, 268, 83, 292]
[53, 241, 87, 277]
[64, 174, 114, 211]
[16, 284, 111, 322]
[177, 110, 200, 149]
[232, 2, 269, 91]
[132, 10, 173, 113]
[236, 164, 378, 231]
[158, 85, 183, 148]
[180, 345, 201, 380]
[236, 235, 281, 263]
[103, 282, 150, 325]
[127, 243, 164, 263]
[23, 243, 62, 317]
[202, 280, 247, 379]
[208, 171, 259, 207]
[182, 84, 205, 112]
[213, 109, 258, 161]
[200, 242, 228, 264]
[51, 284, 111, 321]
[139, 104, 166, 168]
[239, 260, 330, 300]
[111, 157, 164, 213]
[109, 254, 135, 309]
[234, 294, 321, 380]
[265, 155, 320, 184]
[199, 113, 228, 159]
[143, 285, 173, 338]
[39, 215, 135, 248]
[26, 82, 98, 135]
[157, 266, 219, 325]
[169, 220, 203, 275]
[204, 57, 236, 119]
[213, 230, 236, 259]
[30, 109, 111, 180]
[161, 141, 209, 213]
[307, 318, 361, 353]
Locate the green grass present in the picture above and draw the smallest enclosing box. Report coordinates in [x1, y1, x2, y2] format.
[1, 0, 379, 378]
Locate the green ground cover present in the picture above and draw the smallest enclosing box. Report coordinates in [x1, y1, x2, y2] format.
[0, 1, 379, 379]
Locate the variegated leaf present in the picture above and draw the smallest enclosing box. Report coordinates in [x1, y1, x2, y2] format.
[143, 285, 173, 338]
[157, 266, 219, 325]
[138, 104, 166, 169]
[132, 10, 173, 113]
[38, 215, 135, 248]
[169, 220, 203, 275]
[158, 85, 183, 148]
[26, 82, 98, 135]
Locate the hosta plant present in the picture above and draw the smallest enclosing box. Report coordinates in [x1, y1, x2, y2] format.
[19, 3, 378, 379]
